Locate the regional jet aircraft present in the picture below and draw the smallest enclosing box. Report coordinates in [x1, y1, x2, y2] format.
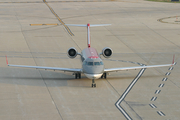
[6, 24, 176, 87]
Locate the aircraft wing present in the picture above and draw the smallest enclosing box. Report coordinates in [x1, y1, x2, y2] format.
[104, 63, 175, 72]
[6, 56, 81, 72]
[7, 64, 81, 72]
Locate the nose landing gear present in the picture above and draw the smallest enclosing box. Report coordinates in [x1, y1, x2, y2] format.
[92, 79, 96, 87]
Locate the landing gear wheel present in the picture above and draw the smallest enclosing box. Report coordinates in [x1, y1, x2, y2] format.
[101, 73, 107, 79]
[91, 79, 96, 88]
[79, 73, 81, 79]
[75, 73, 78, 79]
[104, 73, 107, 79]
[75, 73, 81, 79]
[92, 83, 96, 88]
[101, 74, 103, 79]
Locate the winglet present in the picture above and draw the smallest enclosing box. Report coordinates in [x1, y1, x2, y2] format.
[172, 54, 176, 66]
[6, 55, 8, 65]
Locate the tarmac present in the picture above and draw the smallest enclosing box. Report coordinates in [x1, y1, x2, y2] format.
[0, 0, 180, 119]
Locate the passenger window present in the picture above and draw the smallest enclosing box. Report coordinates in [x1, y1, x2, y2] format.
[94, 62, 100, 65]
[88, 62, 93, 66]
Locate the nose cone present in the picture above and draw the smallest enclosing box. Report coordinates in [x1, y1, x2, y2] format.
[84, 73, 103, 79]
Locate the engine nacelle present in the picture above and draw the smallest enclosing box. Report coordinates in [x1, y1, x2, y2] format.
[102, 47, 113, 58]
[67, 47, 78, 59]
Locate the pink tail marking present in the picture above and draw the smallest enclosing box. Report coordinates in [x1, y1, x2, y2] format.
[172, 54, 175, 64]
[6, 55, 8, 65]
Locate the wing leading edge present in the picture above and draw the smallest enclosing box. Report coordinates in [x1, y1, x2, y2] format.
[104, 63, 175, 72]
[105, 55, 176, 72]
[6, 56, 81, 72]
[8, 64, 81, 72]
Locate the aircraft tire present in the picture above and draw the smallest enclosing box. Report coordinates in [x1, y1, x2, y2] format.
[75, 73, 78, 79]
[101, 75, 103, 79]
[104, 73, 107, 79]
[91, 84, 96, 88]
[79, 73, 81, 79]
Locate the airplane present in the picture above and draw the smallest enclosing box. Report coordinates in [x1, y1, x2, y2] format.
[6, 23, 176, 87]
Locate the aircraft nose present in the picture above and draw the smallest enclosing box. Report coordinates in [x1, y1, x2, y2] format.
[84, 73, 103, 79]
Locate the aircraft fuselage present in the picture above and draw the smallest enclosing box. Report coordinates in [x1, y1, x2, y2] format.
[81, 47, 104, 79]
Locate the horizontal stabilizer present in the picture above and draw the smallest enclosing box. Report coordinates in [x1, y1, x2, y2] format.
[65, 24, 111, 27]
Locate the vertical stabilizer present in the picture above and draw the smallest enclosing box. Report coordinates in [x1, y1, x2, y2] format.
[87, 23, 91, 48]
[65, 24, 111, 48]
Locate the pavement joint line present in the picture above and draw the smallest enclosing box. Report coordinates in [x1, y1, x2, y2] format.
[38, 71, 64, 120]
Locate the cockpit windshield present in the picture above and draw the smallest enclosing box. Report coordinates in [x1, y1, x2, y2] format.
[88, 62, 93, 66]
[84, 61, 103, 66]
[94, 62, 100, 65]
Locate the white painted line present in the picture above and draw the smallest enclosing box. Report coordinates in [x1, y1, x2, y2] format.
[165, 72, 171, 76]
[162, 78, 168, 81]
[151, 97, 157, 101]
[149, 104, 157, 108]
[159, 84, 164, 87]
[168, 67, 173, 71]
[157, 111, 165, 116]
[115, 68, 146, 120]
[155, 90, 161, 94]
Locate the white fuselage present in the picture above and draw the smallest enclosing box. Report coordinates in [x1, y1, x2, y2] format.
[81, 47, 104, 79]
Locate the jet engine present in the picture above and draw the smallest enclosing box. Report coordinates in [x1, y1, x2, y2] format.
[67, 47, 78, 59]
[101, 47, 113, 58]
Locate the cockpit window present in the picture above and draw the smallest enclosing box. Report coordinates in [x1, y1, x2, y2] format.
[94, 62, 100, 65]
[83, 61, 87, 65]
[85, 61, 103, 66]
[100, 61, 103, 65]
[88, 62, 93, 66]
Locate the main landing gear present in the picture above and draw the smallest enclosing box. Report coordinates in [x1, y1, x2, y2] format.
[75, 73, 81, 79]
[101, 73, 107, 79]
[92, 79, 96, 88]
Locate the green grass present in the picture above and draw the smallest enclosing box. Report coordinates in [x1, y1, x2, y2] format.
[146, 0, 180, 3]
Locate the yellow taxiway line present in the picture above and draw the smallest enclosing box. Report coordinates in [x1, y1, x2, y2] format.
[30, 24, 58, 26]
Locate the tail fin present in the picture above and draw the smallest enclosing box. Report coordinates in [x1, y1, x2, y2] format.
[66, 24, 111, 48]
